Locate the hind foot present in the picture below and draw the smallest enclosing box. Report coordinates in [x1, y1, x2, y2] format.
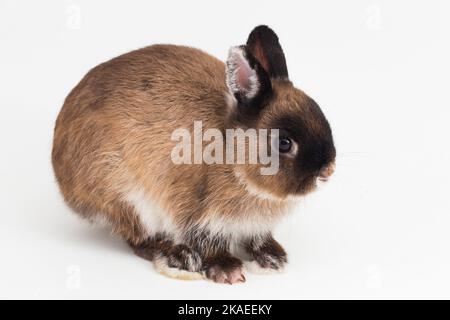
[129, 234, 204, 280]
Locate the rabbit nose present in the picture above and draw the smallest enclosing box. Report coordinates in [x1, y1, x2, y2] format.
[318, 163, 335, 182]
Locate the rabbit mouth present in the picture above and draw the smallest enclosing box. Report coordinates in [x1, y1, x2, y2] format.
[296, 162, 335, 194]
[318, 163, 335, 182]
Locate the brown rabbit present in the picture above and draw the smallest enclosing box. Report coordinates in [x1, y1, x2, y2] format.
[52, 25, 335, 284]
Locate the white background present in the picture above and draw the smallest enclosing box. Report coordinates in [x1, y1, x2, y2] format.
[1, 0, 449, 299]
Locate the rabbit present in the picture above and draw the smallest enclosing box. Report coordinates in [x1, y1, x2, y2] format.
[52, 25, 336, 284]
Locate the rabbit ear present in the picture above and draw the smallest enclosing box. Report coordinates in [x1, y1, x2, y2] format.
[225, 46, 271, 105]
[246, 25, 288, 79]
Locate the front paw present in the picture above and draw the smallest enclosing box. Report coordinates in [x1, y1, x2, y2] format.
[204, 255, 246, 284]
[245, 236, 287, 274]
[247, 253, 287, 273]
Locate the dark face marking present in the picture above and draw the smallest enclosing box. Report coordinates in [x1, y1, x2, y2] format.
[270, 97, 335, 195]
[274, 108, 335, 174]
[233, 81, 336, 198]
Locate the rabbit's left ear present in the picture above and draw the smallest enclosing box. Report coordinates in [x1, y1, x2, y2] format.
[225, 45, 271, 105]
[225, 26, 287, 107]
[246, 25, 289, 79]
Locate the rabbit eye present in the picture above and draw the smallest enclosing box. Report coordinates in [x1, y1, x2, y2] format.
[279, 137, 292, 153]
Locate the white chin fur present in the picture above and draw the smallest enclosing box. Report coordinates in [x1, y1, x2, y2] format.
[315, 177, 329, 190]
[233, 169, 283, 202]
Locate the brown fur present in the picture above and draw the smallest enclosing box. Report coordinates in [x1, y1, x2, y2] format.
[52, 26, 335, 283]
[52, 44, 293, 244]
